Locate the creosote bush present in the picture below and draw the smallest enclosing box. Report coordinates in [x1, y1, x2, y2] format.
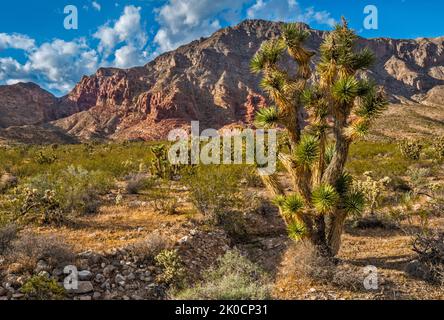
[174, 250, 270, 300]
[183, 165, 244, 224]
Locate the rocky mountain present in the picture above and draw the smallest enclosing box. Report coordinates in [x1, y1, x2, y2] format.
[1, 19, 444, 143]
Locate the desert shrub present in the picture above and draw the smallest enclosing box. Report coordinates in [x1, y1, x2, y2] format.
[128, 232, 171, 262]
[150, 189, 179, 215]
[0, 223, 18, 254]
[14, 188, 65, 225]
[352, 172, 391, 215]
[155, 249, 186, 287]
[183, 165, 243, 223]
[21, 275, 66, 300]
[5, 233, 75, 274]
[150, 144, 182, 180]
[432, 136, 444, 160]
[407, 167, 431, 192]
[411, 232, 444, 284]
[0, 172, 18, 193]
[286, 242, 363, 290]
[174, 250, 270, 300]
[35, 151, 57, 165]
[124, 173, 154, 194]
[20, 166, 113, 218]
[399, 140, 423, 160]
[242, 167, 264, 188]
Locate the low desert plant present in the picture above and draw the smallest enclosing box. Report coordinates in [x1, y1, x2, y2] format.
[432, 136, 444, 160]
[155, 249, 186, 287]
[183, 165, 243, 223]
[128, 232, 171, 262]
[4, 233, 75, 274]
[150, 189, 179, 215]
[21, 275, 66, 300]
[0, 223, 18, 254]
[411, 232, 444, 284]
[353, 172, 391, 215]
[124, 173, 154, 194]
[174, 250, 270, 300]
[398, 139, 423, 160]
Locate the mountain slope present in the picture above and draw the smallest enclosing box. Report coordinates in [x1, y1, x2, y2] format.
[2, 20, 444, 143]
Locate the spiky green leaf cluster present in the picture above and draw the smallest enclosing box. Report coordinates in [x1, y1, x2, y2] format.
[287, 221, 307, 241]
[343, 191, 365, 215]
[250, 39, 286, 73]
[281, 194, 305, 217]
[335, 171, 353, 195]
[282, 23, 310, 48]
[311, 184, 339, 214]
[255, 107, 280, 128]
[332, 76, 359, 104]
[294, 135, 319, 168]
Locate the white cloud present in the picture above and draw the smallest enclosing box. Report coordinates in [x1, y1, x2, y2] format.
[113, 45, 148, 68]
[247, 0, 336, 26]
[153, 0, 336, 54]
[0, 33, 36, 51]
[0, 39, 98, 94]
[92, 1, 101, 11]
[153, 0, 246, 53]
[94, 5, 147, 57]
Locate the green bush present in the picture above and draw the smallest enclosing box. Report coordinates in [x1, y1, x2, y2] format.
[399, 140, 423, 160]
[174, 251, 270, 300]
[21, 275, 66, 300]
[17, 165, 113, 221]
[183, 165, 244, 223]
[155, 249, 186, 286]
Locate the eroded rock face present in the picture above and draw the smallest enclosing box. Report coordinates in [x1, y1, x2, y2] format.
[2, 19, 444, 142]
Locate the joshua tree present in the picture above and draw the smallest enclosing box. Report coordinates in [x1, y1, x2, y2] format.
[251, 18, 388, 256]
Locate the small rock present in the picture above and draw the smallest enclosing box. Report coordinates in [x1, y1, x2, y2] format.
[405, 260, 430, 280]
[12, 293, 25, 299]
[65, 281, 94, 294]
[103, 265, 116, 277]
[79, 270, 93, 281]
[79, 295, 92, 301]
[0, 287, 6, 296]
[92, 292, 102, 300]
[178, 236, 189, 244]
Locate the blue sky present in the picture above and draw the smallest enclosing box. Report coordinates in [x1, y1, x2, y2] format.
[0, 0, 443, 96]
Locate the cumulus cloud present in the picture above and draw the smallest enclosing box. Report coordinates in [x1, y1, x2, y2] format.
[153, 0, 246, 53]
[153, 0, 336, 54]
[247, 0, 336, 26]
[0, 39, 98, 94]
[94, 5, 147, 57]
[0, 33, 36, 51]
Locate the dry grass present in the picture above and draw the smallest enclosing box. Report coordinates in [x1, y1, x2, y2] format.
[273, 217, 444, 300]
[25, 204, 192, 252]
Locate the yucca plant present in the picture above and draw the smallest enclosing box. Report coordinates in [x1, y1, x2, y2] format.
[251, 18, 388, 256]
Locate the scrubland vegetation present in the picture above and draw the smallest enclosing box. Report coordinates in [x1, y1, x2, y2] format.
[0, 19, 443, 300]
[0, 136, 442, 300]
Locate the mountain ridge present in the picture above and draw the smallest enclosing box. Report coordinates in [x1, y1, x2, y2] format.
[1, 19, 444, 143]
